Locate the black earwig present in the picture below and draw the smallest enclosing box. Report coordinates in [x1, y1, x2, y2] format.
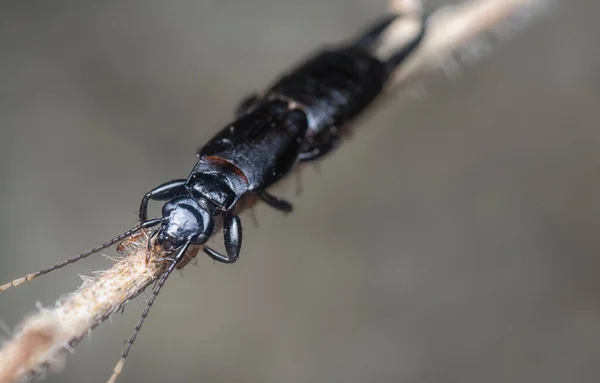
[0, 12, 427, 382]
[135, 12, 426, 265]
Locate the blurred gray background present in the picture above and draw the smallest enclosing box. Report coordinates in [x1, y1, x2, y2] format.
[1, 1, 599, 382]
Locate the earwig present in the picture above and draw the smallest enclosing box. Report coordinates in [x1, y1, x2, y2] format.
[0, 11, 427, 383]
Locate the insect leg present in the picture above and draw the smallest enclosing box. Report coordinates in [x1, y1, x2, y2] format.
[139, 179, 187, 222]
[298, 129, 340, 163]
[258, 191, 294, 213]
[203, 246, 237, 264]
[223, 214, 242, 262]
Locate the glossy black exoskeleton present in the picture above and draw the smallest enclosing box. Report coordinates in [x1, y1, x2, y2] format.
[239, 13, 426, 162]
[0, 12, 426, 291]
[138, 13, 426, 264]
[138, 100, 309, 263]
[0, 13, 427, 382]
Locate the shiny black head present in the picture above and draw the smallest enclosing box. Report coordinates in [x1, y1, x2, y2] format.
[156, 196, 215, 252]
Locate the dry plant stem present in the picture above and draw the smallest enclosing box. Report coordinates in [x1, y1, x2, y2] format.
[0, 236, 165, 383]
[385, 0, 546, 86]
[0, 1, 547, 382]
[0, 194, 257, 383]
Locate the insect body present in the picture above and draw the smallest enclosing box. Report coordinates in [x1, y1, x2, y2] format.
[138, 100, 309, 263]
[0, 12, 426, 383]
[138, 13, 426, 263]
[244, 14, 425, 162]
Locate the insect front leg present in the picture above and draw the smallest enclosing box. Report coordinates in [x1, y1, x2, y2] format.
[202, 214, 242, 264]
[139, 179, 188, 222]
[223, 213, 242, 262]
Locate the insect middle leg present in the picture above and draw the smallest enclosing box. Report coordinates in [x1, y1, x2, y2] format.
[139, 179, 187, 222]
[259, 191, 294, 213]
[298, 128, 340, 163]
[203, 213, 242, 264]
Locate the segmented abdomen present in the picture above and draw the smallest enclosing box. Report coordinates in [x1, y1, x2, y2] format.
[265, 47, 389, 136]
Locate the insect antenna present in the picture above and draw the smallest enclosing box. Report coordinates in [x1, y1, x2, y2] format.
[0, 218, 163, 294]
[107, 240, 191, 383]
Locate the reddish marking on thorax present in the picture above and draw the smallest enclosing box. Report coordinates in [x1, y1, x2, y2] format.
[203, 156, 249, 183]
